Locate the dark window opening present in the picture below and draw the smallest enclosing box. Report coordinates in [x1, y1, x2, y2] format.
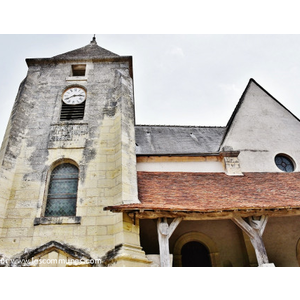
[181, 241, 212, 267]
[45, 163, 78, 217]
[60, 101, 85, 120]
[72, 64, 86, 77]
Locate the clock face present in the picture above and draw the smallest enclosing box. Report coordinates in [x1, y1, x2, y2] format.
[62, 87, 86, 105]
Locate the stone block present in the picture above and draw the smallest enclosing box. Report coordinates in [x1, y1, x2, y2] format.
[3, 218, 23, 228]
[0, 237, 20, 249]
[81, 217, 97, 226]
[73, 226, 87, 236]
[107, 222, 123, 235]
[87, 225, 107, 236]
[96, 215, 117, 226]
[6, 228, 28, 237]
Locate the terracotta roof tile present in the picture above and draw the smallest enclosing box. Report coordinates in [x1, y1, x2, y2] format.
[106, 172, 300, 213]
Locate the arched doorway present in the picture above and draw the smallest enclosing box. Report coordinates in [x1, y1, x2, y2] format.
[181, 241, 212, 267]
[173, 232, 220, 267]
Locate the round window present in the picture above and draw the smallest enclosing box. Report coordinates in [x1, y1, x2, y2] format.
[275, 154, 295, 172]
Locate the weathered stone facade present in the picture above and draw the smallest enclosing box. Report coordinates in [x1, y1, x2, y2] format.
[0, 40, 150, 266]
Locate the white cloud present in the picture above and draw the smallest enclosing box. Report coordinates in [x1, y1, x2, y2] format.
[218, 83, 241, 96]
[168, 46, 185, 58]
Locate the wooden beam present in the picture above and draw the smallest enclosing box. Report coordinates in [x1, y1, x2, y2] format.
[233, 216, 256, 239]
[127, 207, 300, 221]
[232, 216, 270, 266]
[157, 218, 182, 267]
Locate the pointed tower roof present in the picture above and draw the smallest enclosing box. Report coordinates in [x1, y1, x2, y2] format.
[52, 37, 119, 60]
[26, 37, 131, 71]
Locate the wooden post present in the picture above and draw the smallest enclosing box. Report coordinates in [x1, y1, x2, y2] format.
[232, 216, 271, 266]
[157, 218, 182, 267]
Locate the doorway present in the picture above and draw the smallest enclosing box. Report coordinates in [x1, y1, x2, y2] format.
[181, 241, 212, 267]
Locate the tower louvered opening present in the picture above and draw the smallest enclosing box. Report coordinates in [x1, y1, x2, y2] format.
[60, 102, 85, 120]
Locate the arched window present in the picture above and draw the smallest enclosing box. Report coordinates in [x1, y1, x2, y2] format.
[45, 163, 79, 217]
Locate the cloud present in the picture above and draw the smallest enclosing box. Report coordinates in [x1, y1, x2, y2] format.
[218, 83, 241, 96]
[168, 46, 185, 58]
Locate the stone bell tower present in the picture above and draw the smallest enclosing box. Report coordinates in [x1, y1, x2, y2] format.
[0, 37, 150, 266]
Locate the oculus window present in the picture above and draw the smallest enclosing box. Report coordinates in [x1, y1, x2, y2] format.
[275, 154, 295, 173]
[45, 163, 79, 217]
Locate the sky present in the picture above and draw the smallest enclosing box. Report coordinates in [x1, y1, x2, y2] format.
[1, 34, 300, 145]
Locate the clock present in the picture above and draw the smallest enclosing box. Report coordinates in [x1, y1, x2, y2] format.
[62, 87, 86, 105]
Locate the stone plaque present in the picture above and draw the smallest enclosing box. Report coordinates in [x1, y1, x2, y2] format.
[223, 157, 243, 176]
[48, 123, 89, 148]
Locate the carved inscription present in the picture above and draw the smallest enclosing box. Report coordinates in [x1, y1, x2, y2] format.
[223, 157, 243, 176]
[48, 123, 89, 148]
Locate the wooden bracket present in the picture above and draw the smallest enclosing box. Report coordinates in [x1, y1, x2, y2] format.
[232, 216, 270, 266]
[248, 215, 267, 236]
[157, 218, 182, 267]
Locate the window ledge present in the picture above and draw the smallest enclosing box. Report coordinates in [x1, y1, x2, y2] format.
[34, 216, 81, 226]
[66, 76, 87, 81]
[51, 121, 88, 126]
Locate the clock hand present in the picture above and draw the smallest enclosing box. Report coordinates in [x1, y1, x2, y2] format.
[64, 94, 83, 100]
[64, 95, 75, 100]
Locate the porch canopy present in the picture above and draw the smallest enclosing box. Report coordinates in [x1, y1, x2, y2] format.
[105, 172, 300, 220]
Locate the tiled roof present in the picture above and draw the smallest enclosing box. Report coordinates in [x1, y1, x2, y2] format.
[106, 172, 300, 213]
[135, 126, 226, 155]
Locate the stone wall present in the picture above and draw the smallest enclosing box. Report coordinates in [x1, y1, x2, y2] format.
[0, 57, 149, 266]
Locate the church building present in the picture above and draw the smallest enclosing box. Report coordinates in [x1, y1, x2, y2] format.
[0, 37, 300, 267]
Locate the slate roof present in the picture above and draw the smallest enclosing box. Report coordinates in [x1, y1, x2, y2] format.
[135, 125, 226, 155]
[52, 39, 119, 60]
[106, 172, 300, 214]
[26, 39, 125, 67]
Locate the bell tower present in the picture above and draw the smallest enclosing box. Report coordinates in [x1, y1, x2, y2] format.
[0, 38, 150, 266]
